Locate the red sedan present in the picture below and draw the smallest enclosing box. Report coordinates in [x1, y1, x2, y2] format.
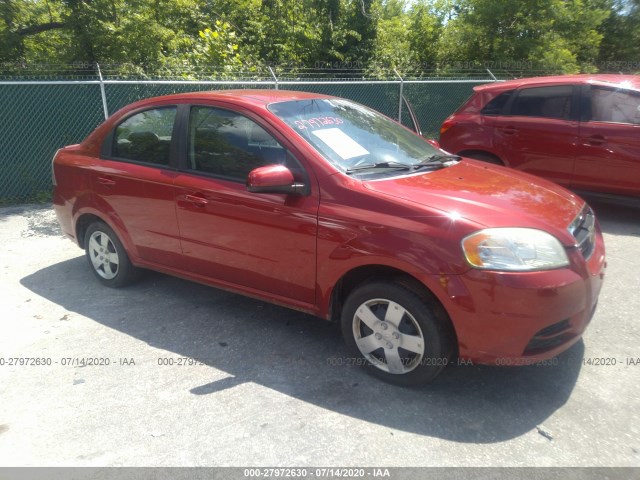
[439, 74, 640, 200]
[53, 90, 605, 385]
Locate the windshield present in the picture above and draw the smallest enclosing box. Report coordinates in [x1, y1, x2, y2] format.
[268, 98, 441, 175]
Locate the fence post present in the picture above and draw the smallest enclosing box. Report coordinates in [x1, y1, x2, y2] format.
[394, 68, 403, 122]
[96, 63, 109, 119]
[268, 66, 279, 90]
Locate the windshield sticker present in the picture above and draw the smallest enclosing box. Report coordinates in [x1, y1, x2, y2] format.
[311, 128, 369, 160]
[294, 117, 343, 130]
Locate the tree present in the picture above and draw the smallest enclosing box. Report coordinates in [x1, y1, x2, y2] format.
[368, 0, 414, 73]
[434, 0, 610, 73]
[0, 0, 201, 67]
[0, 0, 634, 76]
[598, 0, 640, 68]
[0, 0, 67, 62]
[190, 20, 244, 74]
[311, 0, 362, 65]
[408, 0, 444, 69]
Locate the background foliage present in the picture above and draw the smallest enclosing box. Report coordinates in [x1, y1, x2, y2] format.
[1, 0, 638, 76]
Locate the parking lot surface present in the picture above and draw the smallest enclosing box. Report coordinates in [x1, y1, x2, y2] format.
[0, 201, 639, 467]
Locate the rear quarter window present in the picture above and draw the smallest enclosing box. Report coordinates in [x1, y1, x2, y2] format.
[480, 90, 514, 115]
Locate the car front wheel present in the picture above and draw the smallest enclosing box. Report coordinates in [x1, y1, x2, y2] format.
[464, 152, 503, 165]
[84, 222, 139, 288]
[341, 282, 453, 386]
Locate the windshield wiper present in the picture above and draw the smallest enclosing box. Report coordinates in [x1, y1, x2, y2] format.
[408, 154, 462, 172]
[418, 154, 462, 165]
[345, 161, 412, 174]
[345, 155, 461, 174]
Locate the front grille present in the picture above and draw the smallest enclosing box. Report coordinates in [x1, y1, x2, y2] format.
[524, 319, 574, 355]
[568, 206, 596, 260]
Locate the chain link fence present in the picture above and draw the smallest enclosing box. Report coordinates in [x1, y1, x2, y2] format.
[0, 67, 499, 203]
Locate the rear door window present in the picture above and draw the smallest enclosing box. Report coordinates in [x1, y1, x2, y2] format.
[510, 86, 573, 119]
[112, 107, 177, 166]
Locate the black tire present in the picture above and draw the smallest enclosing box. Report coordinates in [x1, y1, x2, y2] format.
[464, 152, 503, 165]
[84, 221, 139, 288]
[341, 281, 453, 386]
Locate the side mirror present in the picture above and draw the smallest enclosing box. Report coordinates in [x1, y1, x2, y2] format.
[427, 139, 441, 149]
[246, 164, 306, 195]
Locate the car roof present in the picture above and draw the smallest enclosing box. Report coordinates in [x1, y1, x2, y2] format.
[135, 89, 335, 108]
[474, 74, 640, 92]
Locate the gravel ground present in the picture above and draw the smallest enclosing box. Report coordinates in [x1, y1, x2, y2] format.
[0, 201, 639, 470]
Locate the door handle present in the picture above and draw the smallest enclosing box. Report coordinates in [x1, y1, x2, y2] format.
[585, 135, 606, 146]
[499, 126, 517, 135]
[185, 194, 208, 207]
[97, 176, 116, 186]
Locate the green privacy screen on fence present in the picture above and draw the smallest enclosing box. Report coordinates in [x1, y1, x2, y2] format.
[0, 78, 489, 203]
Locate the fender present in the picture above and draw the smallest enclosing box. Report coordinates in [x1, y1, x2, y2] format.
[316, 229, 470, 320]
[72, 193, 142, 264]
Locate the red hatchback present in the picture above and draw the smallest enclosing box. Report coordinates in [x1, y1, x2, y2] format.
[440, 74, 640, 199]
[53, 90, 605, 385]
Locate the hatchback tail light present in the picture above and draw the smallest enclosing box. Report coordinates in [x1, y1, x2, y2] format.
[440, 117, 456, 136]
[51, 148, 62, 186]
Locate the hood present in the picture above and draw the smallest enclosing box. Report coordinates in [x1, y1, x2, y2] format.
[362, 160, 584, 244]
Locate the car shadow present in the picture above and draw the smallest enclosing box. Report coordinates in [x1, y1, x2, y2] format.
[21, 256, 585, 444]
[584, 196, 640, 237]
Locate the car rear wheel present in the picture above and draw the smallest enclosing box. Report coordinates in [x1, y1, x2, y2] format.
[341, 282, 453, 386]
[84, 222, 139, 288]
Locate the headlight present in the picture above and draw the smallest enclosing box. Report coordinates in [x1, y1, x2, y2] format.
[462, 228, 569, 271]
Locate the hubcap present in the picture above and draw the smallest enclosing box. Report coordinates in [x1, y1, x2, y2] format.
[352, 298, 425, 375]
[88, 231, 119, 280]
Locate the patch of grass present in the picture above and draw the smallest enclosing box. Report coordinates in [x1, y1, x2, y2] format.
[0, 189, 52, 207]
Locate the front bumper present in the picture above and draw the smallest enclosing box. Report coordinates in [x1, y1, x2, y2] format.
[434, 226, 606, 365]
